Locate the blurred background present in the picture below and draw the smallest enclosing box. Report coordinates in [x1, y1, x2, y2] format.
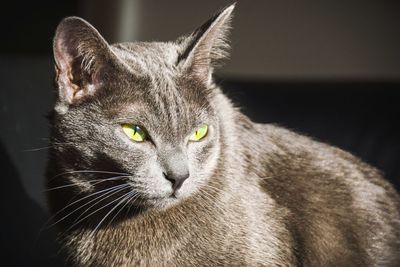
[1, 0, 399, 266]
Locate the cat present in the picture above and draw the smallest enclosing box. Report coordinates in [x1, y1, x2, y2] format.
[46, 3, 400, 266]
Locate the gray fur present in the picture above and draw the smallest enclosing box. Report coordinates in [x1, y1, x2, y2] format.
[47, 4, 400, 266]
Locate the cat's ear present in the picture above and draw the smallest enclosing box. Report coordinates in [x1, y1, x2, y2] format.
[53, 17, 113, 110]
[177, 3, 235, 84]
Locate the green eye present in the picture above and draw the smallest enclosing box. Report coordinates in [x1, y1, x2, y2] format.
[189, 124, 208, 142]
[122, 124, 147, 142]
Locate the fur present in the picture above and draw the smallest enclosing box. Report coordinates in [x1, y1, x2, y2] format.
[47, 4, 400, 266]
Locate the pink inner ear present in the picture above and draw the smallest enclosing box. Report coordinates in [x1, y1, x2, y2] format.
[54, 38, 73, 74]
[54, 38, 82, 104]
[53, 17, 111, 106]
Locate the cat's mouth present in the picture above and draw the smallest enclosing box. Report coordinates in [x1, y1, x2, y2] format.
[144, 192, 181, 201]
[140, 190, 187, 210]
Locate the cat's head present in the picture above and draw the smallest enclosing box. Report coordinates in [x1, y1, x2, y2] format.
[49, 4, 235, 211]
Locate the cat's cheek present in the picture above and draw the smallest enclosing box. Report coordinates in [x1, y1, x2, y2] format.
[188, 140, 218, 167]
[184, 141, 219, 196]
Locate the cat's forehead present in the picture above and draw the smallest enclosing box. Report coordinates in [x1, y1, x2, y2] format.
[109, 75, 212, 137]
[103, 42, 214, 140]
[108, 41, 212, 113]
[111, 42, 179, 79]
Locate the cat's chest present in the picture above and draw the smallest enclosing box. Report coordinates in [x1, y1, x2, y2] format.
[68, 214, 216, 266]
[69, 213, 291, 267]
[70, 225, 179, 265]
[70, 229, 236, 267]
[68, 210, 258, 266]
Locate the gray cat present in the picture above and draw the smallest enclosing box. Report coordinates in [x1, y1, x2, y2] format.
[47, 4, 400, 266]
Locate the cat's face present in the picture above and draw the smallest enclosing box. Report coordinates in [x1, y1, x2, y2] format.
[50, 5, 233, 211]
[54, 57, 220, 208]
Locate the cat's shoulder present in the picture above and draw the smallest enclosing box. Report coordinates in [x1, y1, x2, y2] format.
[254, 122, 375, 173]
[254, 122, 397, 195]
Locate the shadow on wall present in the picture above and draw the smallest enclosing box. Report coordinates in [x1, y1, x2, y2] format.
[0, 141, 67, 266]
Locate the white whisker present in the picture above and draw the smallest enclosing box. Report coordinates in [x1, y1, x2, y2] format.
[67, 186, 131, 232]
[49, 170, 131, 182]
[45, 175, 130, 192]
[47, 184, 129, 229]
[89, 191, 136, 238]
[105, 192, 139, 229]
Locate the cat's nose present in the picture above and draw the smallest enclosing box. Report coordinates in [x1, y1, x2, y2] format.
[163, 171, 189, 192]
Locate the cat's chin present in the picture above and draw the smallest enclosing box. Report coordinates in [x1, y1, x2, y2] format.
[145, 191, 189, 211]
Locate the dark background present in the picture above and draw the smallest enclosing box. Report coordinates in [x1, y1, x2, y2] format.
[1, 0, 399, 266]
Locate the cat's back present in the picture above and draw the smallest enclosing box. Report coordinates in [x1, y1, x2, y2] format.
[252, 123, 400, 266]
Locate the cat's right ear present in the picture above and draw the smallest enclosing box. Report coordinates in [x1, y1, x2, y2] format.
[176, 4, 235, 85]
[53, 17, 113, 112]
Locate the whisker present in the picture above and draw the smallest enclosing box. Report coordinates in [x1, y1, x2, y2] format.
[45, 175, 131, 192]
[45, 183, 89, 192]
[42, 185, 125, 231]
[258, 176, 274, 181]
[46, 182, 128, 224]
[70, 184, 130, 225]
[126, 193, 143, 218]
[89, 191, 136, 238]
[197, 182, 224, 194]
[46, 184, 129, 229]
[23, 142, 74, 152]
[104, 191, 140, 229]
[48, 170, 131, 182]
[67, 186, 131, 232]
[23, 146, 53, 152]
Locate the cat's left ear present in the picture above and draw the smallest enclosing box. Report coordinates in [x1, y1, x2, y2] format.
[177, 3, 235, 84]
[53, 17, 115, 113]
